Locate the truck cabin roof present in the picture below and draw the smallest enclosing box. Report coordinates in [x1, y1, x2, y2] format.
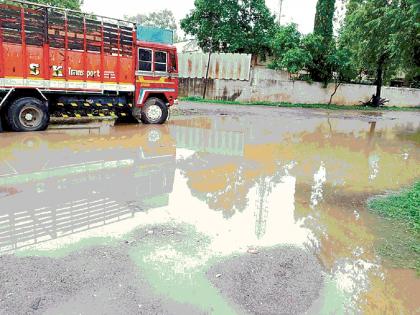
[137, 41, 176, 51]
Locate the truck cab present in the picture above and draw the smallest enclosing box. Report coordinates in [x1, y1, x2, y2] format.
[134, 41, 179, 124]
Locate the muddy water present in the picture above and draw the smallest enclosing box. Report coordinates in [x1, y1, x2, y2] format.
[0, 104, 419, 314]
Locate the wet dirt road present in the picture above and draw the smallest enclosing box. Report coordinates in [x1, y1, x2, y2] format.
[0, 102, 419, 314]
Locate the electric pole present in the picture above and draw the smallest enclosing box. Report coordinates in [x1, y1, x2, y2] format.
[278, 0, 284, 25]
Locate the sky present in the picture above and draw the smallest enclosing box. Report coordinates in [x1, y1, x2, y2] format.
[82, 0, 318, 34]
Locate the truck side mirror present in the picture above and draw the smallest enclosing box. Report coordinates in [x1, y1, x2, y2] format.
[168, 66, 176, 74]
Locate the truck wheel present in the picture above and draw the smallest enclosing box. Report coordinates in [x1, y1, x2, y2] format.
[7, 97, 49, 132]
[141, 98, 168, 124]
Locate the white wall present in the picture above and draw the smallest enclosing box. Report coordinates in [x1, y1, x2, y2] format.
[179, 68, 420, 108]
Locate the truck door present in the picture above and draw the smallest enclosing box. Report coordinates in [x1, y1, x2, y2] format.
[135, 45, 178, 108]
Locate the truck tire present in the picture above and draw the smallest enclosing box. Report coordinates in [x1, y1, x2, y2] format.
[141, 97, 168, 124]
[7, 97, 49, 132]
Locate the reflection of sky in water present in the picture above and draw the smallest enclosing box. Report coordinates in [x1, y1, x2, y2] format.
[310, 162, 326, 209]
[369, 154, 380, 181]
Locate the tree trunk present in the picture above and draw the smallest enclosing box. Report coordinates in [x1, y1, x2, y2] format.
[373, 55, 386, 107]
[328, 81, 341, 106]
[203, 52, 212, 99]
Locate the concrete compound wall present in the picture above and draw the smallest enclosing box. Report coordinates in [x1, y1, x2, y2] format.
[179, 68, 420, 107]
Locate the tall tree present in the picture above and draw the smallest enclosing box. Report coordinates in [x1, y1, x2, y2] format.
[395, 0, 420, 85]
[181, 0, 276, 57]
[181, 0, 229, 52]
[309, 0, 337, 83]
[340, 0, 419, 106]
[314, 0, 336, 41]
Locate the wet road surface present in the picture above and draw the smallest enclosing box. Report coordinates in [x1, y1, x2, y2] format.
[0, 102, 419, 314]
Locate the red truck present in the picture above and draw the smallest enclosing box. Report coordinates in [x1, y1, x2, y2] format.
[0, 0, 179, 132]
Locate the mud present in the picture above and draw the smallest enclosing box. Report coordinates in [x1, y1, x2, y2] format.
[173, 101, 405, 122]
[207, 247, 323, 315]
[1, 101, 419, 314]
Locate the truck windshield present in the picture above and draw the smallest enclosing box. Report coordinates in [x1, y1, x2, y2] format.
[139, 48, 153, 72]
[154, 51, 167, 72]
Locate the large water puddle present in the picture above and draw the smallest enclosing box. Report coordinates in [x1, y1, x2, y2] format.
[0, 107, 419, 314]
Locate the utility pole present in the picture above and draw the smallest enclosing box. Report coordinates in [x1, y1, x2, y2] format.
[278, 0, 284, 25]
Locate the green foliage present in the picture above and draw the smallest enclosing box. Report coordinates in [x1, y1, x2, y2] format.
[125, 10, 177, 32]
[280, 48, 311, 74]
[369, 181, 420, 273]
[269, 24, 304, 72]
[29, 0, 82, 10]
[375, 223, 419, 274]
[180, 96, 420, 111]
[314, 0, 336, 41]
[269, 24, 300, 58]
[369, 182, 420, 232]
[270, 24, 357, 84]
[340, 0, 419, 94]
[393, 0, 420, 83]
[125, 10, 182, 42]
[304, 0, 337, 83]
[181, 0, 235, 51]
[328, 47, 358, 82]
[181, 0, 276, 56]
[301, 33, 334, 82]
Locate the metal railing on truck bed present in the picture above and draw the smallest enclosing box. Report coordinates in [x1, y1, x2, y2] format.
[0, 0, 136, 90]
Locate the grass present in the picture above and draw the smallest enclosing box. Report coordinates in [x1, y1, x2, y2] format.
[181, 96, 420, 112]
[368, 182, 420, 274]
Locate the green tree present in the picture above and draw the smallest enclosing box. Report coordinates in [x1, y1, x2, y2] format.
[125, 10, 177, 32]
[309, 0, 337, 83]
[29, 0, 82, 10]
[393, 0, 420, 85]
[181, 0, 276, 57]
[340, 0, 419, 106]
[270, 24, 309, 73]
[125, 10, 181, 42]
[271, 0, 340, 85]
[270, 23, 357, 95]
[314, 0, 336, 41]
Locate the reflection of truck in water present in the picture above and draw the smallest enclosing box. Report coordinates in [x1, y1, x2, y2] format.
[0, 127, 176, 252]
[0, 0, 178, 132]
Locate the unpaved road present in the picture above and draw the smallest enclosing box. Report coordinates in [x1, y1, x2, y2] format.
[0, 102, 419, 314]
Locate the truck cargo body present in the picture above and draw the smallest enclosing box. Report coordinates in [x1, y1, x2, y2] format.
[0, 0, 178, 132]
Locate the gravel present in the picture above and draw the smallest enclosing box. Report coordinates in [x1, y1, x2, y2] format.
[206, 246, 324, 315]
[0, 229, 204, 315]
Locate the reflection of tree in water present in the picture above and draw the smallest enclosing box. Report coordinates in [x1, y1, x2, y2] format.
[178, 151, 286, 230]
[394, 122, 420, 144]
[254, 167, 284, 239]
[178, 153, 250, 218]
